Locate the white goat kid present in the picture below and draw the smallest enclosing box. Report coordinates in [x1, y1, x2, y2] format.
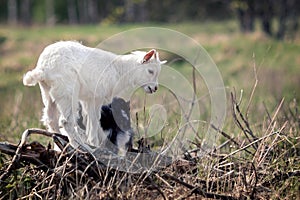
[23, 41, 165, 151]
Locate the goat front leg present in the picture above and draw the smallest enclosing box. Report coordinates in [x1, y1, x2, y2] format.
[59, 113, 92, 152]
[85, 103, 107, 147]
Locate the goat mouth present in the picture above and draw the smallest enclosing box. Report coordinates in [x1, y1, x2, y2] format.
[148, 86, 153, 93]
[143, 85, 157, 94]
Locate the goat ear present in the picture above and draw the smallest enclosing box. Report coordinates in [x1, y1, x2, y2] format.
[142, 49, 156, 64]
[160, 60, 167, 64]
[126, 101, 130, 109]
[155, 51, 167, 64]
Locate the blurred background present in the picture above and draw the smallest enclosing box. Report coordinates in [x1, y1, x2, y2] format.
[0, 0, 299, 144]
[0, 0, 299, 40]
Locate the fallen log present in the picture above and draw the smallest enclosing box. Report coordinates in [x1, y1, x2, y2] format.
[0, 128, 172, 184]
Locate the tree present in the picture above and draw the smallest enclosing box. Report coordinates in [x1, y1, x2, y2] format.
[233, 0, 299, 40]
[276, 0, 299, 40]
[76, 0, 99, 24]
[77, 0, 88, 23]
[87, 0, 99, 23]
[46, 0, 55, 26]
[124, 0, 147, 22]
[20, 0, 32, 25]
[234, 0, 255, 32]
[67, 0, 77, 24]
[7, 0, 17, 25]
[257, 0, 273, 36]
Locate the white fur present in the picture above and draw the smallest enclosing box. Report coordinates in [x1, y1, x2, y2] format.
[23, 41, 164, 150]
[117, 130, 132, 156]
[121, 109, 129, 121]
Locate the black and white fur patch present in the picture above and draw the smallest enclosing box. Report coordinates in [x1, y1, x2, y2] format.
[77, 97, 133, 153]
[100, 97, 133, 153]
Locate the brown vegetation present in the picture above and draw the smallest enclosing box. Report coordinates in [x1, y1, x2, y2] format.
[0, 92, 298, 199]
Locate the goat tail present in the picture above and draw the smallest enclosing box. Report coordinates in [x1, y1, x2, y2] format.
[23, 69, 44, 86]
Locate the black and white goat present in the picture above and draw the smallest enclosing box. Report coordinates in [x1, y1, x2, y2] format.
[77, 97, 133, 154]
[100, 97, 133, 154]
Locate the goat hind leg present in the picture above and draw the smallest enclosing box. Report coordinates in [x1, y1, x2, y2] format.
[39, 82, 60, 132]
[49, 86, 90, 151]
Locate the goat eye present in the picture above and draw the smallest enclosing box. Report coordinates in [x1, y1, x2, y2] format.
[148, 69, 154, 75]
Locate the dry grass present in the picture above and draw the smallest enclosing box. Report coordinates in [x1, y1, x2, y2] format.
[0, 89, 299, 200]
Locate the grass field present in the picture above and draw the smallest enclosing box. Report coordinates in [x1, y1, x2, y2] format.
[0, 21, 299, 199]
[0, 22, 299, 142]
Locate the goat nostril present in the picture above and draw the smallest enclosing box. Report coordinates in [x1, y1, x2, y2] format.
[154, 86, 157, 91]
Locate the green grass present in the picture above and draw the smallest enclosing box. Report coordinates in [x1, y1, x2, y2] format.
[0, 21, 299, 199]
[0, 21, 299, 142]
